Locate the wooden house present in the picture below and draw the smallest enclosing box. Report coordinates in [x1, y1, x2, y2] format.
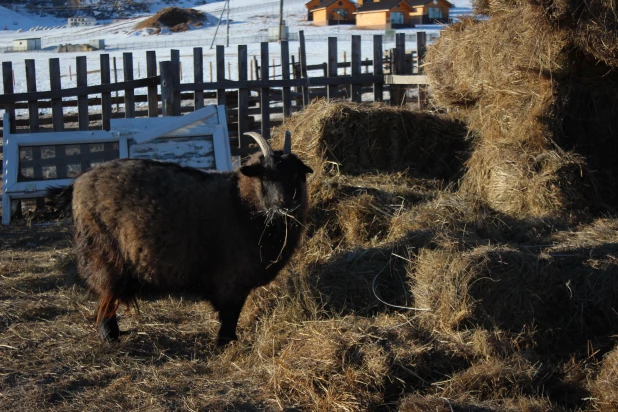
[355, 0, 415, 29]
[355, 0, 452, 28]
[308, 0, 357, 26]
[408, 0, 453, 25]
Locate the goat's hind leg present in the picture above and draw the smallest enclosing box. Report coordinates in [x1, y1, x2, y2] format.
[96, 296, 120, 341]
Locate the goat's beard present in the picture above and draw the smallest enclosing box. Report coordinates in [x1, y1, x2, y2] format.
[255, 205, 301, 227]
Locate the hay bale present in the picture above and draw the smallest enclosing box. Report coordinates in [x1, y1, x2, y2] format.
[482, 0, 618, 67]
[425, 3, 618, 216]
[590, 346, 618, 411]
[410, 241, 618, 350]
[461, 143, 590, 217]
[272, 100, 469, 179]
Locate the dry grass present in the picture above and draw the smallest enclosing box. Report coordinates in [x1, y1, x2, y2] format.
[1, 101, 618, 410]
[425, 3, 618, 217]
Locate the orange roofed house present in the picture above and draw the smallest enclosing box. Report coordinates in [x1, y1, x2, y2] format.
[355, 0, 452, 29]
[305, 0, 357, 25]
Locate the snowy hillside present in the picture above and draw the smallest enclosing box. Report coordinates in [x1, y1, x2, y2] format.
[0, 0, 473, 98]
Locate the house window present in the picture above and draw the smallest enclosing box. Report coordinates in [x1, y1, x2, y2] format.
[392, 12, 404, 24]
[334, 8, 348, 19]
[428, 7, 443, 19]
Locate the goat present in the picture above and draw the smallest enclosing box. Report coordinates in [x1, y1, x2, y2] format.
[48, 132, 313, 346]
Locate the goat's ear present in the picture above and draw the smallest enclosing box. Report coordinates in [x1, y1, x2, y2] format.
[302, 164, 314, 175]
[240, 164, 263, 177]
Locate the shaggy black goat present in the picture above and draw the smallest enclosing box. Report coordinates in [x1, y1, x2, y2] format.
[49, 132, 312, 346]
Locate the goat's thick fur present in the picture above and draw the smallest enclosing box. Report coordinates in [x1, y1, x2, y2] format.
[49, 134, 312, 346]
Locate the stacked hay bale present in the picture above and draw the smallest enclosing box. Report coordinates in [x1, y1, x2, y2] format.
[425, 0, 618, 217]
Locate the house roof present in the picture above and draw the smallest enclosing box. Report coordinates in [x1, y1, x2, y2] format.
[311, 0, 354, 11]
[357, 0, 413, 13]
[357, 0, 453, 12]
[408, 0, 454, 7]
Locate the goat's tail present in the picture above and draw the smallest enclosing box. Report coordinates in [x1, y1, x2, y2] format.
[46, 184, 74, 216]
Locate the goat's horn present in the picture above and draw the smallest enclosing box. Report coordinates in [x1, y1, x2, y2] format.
[283, 131, 292, 155]
[244, 132, 274, 158]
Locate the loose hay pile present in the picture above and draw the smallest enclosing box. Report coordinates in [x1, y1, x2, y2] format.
[2, 96, 618, 410]
[426, 0, 618, 217]
[134, 7, 205, 32]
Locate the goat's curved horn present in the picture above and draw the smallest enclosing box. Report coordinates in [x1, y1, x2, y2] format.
[283, 131, 292, 155]
[244, 132, 274, 158]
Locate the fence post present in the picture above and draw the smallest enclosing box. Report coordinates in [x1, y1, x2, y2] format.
[76, 56, 89, 130]
[215, 45, 226, 108]
[193, 47, 204, 110]
[3, 62, 15, 134]
[170, 49, 181, 115]
[238, 44, 249, 149]
[49, 58, 64, 131]
[100, 54, 111, 131]
[113, 56, 119, 112]
[299, 30, 309, 106]
[260, 41, 270, 140]
[417, 31, 428, 110]
[373, 35, 384, 103]
[25, 59, 39, 132]
[327, 37, 338, 100]
[351, 35, 361, 103]
[123, 52, 135, 118]
[281, 40, 292, 118]
[146, 50, 158, 117]
[160, 61, 179, 117]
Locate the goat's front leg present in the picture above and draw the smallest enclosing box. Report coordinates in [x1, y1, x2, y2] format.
[214, 294, 248, 347]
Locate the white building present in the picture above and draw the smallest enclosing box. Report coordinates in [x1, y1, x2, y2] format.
[68, 16, 97, 27]
[12, 38, 41, 51]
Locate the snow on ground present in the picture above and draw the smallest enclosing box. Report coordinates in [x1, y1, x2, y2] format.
[0, 0, 473, 117]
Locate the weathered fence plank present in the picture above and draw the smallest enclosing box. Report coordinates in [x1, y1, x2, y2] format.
[146, 50, 158, 117]
[2, 62, 16, 134]
[260, 42, 270, 139]
[299, 30, 309, 106]
[76, 56, 88, 130]
[49, 58, 64, 131]
[327, 37, 338, 100]
[171, 49, 181, 116]
[160, 61, 178, 117]
[216, 45, 226, 107]
[281, 40, 292, 118]
[417, 31, 428, 110]
[25, 59, 39, 132]
[193, 47, 204, 110]
[237, 44, 249, 148]
[351, 35, 361, 103]
[123, 52, 135, 118]
[100, 54, 111, 131]
[373, 35, 384, 103]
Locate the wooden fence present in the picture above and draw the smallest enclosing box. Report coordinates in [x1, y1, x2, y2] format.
[0, 31, 429, 157]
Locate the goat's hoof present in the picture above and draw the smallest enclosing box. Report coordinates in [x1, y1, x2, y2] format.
[97, 322, 120, 342]
[217, 334, 238, 347]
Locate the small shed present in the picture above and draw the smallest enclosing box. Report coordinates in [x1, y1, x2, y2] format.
[68, 16, 97, 27]
[310, 0, 357, 26]
[12, 38, 41, 52]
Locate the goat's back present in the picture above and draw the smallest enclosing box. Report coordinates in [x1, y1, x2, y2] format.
[72, 159, 239, 292]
